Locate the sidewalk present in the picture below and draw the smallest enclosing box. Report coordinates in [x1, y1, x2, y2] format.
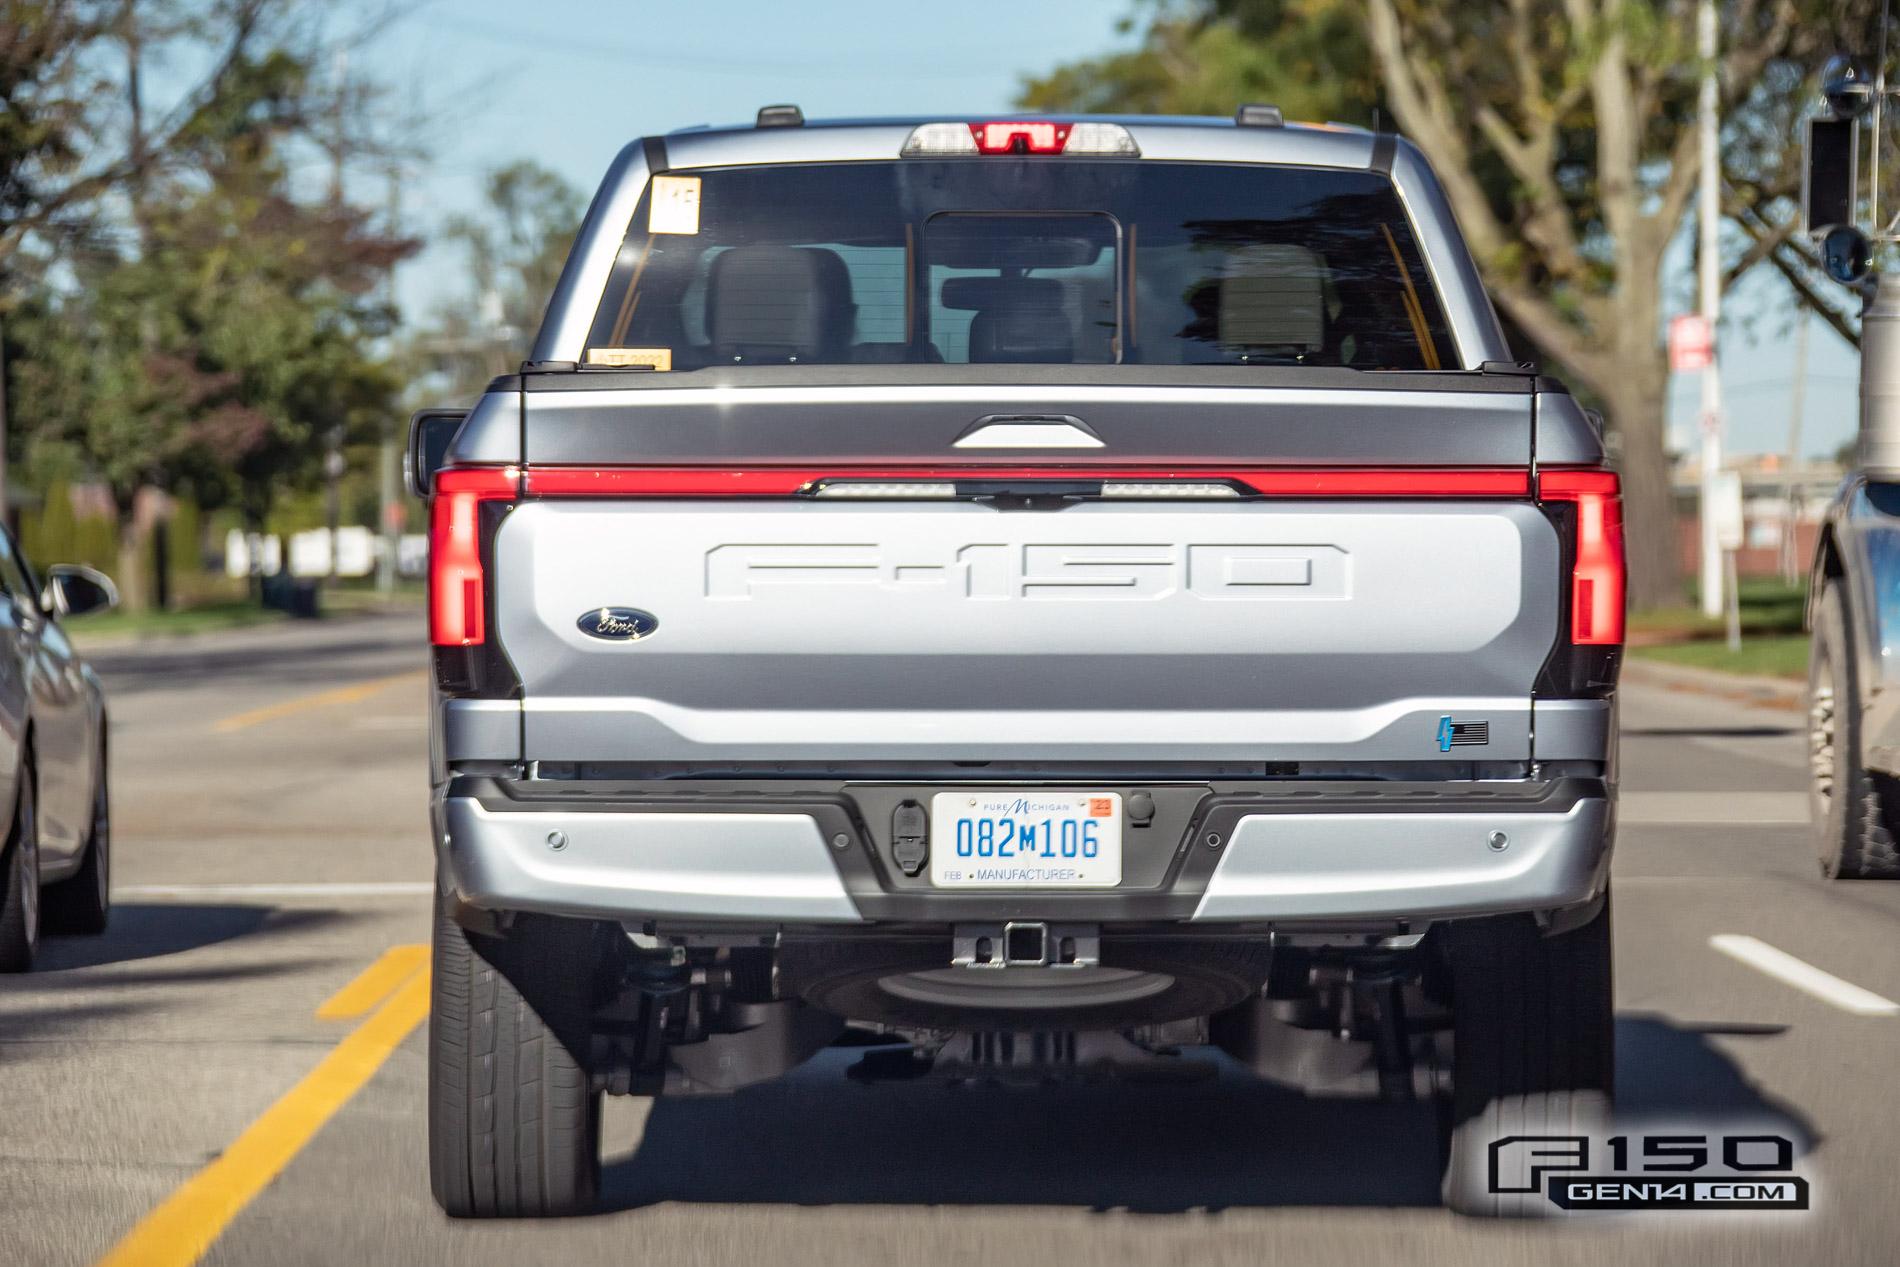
[1619, 655, 1804, 712]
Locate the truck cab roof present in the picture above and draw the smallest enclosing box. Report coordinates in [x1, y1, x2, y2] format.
[648, 112, 1391, 172]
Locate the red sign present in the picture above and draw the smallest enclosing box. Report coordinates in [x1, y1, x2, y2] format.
[1669, 313, 1714, 372]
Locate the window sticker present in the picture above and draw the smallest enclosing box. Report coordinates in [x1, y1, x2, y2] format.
[648, 175, 701, 235]
[584, 347, 672, 371]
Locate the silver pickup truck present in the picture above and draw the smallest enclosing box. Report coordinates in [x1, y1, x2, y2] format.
[414, 109, 1622, 1219]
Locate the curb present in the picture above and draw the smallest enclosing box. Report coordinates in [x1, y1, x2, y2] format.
[1620, 656, 1804, 712]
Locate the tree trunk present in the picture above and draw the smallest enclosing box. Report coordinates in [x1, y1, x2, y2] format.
[116, 516, 150, 614]
[1598, 364, 1680, 611]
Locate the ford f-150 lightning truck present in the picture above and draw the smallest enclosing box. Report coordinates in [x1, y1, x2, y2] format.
[414, 108, 1623, 1219]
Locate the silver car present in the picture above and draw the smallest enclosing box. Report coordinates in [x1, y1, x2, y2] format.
[0, 527, 118, 972]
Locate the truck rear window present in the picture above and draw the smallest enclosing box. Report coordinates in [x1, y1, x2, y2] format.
[586, 160, 1451, 371]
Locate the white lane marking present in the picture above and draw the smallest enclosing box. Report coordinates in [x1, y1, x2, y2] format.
[1620, 792, 1807, 825]
[1710, 934, 1900, 1017]
[115, 882, 433, 899]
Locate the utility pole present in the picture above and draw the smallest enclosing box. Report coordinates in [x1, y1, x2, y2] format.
[1697, 0, 1725, 620]
[324, 48, 347, 584]
[377, 163, 402, 595]
[1854, 15, 1900, 483]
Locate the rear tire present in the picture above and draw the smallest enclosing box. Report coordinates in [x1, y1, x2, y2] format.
[1808, 582, 1900, 879]
[428, 882, 603, 1218]
[43, 743, 110, 935]
[0, 755, 41, 973]
[1439, 895, 1614, 1217]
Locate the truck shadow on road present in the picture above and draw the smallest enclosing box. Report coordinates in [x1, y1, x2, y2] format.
[0, 905, 355, 1064]
[32, 903, 347, 971]
[598, 1014, 1813, 1213]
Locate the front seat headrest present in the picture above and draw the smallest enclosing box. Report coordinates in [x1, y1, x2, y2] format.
[707, 246, 854, 362]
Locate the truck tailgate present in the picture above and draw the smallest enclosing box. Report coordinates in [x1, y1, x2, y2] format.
[494, 496, 1559, 764]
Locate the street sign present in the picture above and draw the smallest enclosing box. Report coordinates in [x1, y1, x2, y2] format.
[1711, 469, 1745, 551]
[1670, 313, 1715, 372]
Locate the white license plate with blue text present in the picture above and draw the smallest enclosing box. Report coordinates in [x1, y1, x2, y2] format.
[929, 791, 1123, 888]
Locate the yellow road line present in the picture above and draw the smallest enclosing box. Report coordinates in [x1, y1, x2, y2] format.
[314, 944, 428, 1021]
[211, 671, 422, 734]
[95, 971, 432, 1267]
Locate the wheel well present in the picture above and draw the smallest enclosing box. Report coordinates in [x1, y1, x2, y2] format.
[8, 722, 32, 837]
[1808, 527, 1844, 632]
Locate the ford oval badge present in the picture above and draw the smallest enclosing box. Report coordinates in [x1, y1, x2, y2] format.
[577, 607, 659, 642]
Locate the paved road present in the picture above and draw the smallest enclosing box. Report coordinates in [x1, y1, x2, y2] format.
[1, 614, 1895, 1265]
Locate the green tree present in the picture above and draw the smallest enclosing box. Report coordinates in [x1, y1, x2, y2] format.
[6, 29, 415, 609]
[420, 162, 585, 399]
[1024, 0, 1877, 608]
[0, 2, 302, 523]
[1021, 1, 1375, 123]
[21, 478, 75, 567]
[166, 495, 202, 586]
[73, 511, 118, 576]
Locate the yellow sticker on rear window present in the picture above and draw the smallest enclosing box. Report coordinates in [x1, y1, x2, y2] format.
[584, 347, 672, 371]
[648, 175, 701, 235]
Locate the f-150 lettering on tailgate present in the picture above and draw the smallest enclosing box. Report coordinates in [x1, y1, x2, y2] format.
[703, 542, 1349, 601]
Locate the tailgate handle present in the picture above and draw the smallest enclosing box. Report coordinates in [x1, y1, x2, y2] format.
[953, 414, 1104, 450]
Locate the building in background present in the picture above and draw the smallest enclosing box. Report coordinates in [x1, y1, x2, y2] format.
[1673, 451, 1845, 584]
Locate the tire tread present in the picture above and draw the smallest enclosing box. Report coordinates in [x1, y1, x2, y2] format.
[428, 886, 601, 1218]
[1810, 584, 1900, 880]
[1440, 898, 1614, 1217]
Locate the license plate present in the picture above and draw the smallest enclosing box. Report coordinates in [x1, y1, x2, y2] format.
[929, 791, 1122, 888]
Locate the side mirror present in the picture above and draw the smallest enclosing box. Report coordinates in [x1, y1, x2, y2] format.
[42, 565, 119, 619]
[405, 409, 469, 499]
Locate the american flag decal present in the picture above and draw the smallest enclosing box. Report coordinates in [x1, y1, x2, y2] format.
[1436, 717, 1489, 752]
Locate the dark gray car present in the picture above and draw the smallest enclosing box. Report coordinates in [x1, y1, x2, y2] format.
[0, 527, 118, 972]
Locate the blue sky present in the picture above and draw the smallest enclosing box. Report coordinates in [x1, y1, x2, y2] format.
[357, 0, 1858, 463]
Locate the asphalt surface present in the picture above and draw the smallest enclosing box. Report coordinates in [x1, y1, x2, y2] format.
[1, 612, 1896, 1265]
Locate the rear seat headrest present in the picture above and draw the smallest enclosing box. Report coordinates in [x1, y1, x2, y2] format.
[707, 246, 854, 361]
[962, 277, 1074, 364]
[1218, 244, 1324, 352]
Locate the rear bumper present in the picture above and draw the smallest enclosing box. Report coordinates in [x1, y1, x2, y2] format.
[1190, 798, 1609, 920]
[437, 776, 1612, 928]
[443, 797, 864, 923]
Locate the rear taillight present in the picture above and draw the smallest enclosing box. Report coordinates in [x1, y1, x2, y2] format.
[429, 467, 517, 647]
[1538, 469, 1625, 646]
[901, 121, 1139, 157]
[1534, 468, 1624, 701]
[521, 466, 1531, 499]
